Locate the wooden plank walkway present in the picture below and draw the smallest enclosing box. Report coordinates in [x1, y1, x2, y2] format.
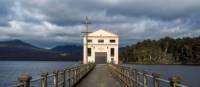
[76, 64, 122, 87]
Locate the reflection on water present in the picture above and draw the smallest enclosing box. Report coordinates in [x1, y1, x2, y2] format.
[0, 61, 79, 86]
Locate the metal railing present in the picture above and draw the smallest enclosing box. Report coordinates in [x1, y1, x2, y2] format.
[10, 63, 95, 87]
[108, 64, 188, 87]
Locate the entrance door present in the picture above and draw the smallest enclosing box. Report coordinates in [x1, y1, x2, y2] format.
[95, 52, 107, 64]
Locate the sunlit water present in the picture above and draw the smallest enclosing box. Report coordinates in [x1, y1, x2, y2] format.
[0, 61, 79, 87]
[126, 64, 200, 87]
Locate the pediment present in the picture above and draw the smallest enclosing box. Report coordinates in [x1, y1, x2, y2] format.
[88, 29, 118, 37]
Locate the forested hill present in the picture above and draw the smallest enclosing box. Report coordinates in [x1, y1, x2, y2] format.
[120, 36, 200, 64]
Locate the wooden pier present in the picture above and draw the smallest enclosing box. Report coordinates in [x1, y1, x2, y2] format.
[10, 63, 188, 87]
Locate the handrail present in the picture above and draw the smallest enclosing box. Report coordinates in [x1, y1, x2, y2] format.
[9, 83, 24, 87]
[9, 63, 95, 87]
[108, 64, 188, 87]
[30, 77, 44, 82]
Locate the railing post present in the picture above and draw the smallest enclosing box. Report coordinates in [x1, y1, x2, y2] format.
[120, 66, 123, 81]
[143, 71, 148, 87]
[132, 69, 136, 87]
[72, 68, 75, 85]
[152, 72, 160, 87]
[121, 66, 124, 81]
[127, 68, 132, 87]
[78, 65, 80, 80]
[79, 65, 82, 79]
[68, 69, 71, 87]
[125, 67, 130, 86]
[18, 74, 32, 87]
[168, 76, 181, 87]
[61, 69, 66, 87]
[124, 67, 127, 85]
[52, 70, 58, 87]
[135, 69, 139, 87]
[40, 72, 48, 87]
[75, 66, 78, 83]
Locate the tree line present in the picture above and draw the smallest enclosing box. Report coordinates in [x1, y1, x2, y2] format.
[120, 36, 200, 64]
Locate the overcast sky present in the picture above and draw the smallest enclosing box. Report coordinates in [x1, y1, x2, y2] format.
[0, 0, 200, 48]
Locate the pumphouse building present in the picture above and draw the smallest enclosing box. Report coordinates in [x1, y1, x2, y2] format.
[83, 29, 119, 64]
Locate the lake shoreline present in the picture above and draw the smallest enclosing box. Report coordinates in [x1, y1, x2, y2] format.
[0, 59, 81, 61]
[125, 63, 200, 66]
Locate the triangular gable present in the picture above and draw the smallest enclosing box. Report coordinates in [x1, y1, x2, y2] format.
[88, 29, 118, 37]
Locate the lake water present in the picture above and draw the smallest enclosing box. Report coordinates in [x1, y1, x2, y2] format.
[0, 61, 79, 87]
[126, 64, 200, 87]
[0, 61, 199, 87]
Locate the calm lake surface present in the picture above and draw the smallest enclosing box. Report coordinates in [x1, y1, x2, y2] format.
[0, 61, 199, 87]
[0, 61, 79, 87]
[126, 64, 200, 87]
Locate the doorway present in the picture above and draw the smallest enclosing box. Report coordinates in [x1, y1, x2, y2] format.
[95, 52, 107, 64]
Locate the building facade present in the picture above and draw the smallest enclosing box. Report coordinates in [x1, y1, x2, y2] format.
[83, 29, 119, 64]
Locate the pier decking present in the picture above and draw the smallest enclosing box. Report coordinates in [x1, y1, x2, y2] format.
[76, 64, 121, 87]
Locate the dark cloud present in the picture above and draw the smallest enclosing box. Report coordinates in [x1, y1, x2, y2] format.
[0, 0, 200, 48]
[0, 0, 13, 26]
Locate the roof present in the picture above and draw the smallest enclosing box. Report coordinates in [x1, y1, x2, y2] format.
[87, 29, 118, 37]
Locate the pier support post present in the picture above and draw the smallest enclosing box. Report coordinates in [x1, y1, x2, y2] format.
[40, 72, 48, 87]
[168, 76, 181, 87]
[52, 70, 58, 87]
[61, 69, 66, 87]
[143, 71, 148, 87]
[18, 74, 32, 87]
[152, 72, 160, 87]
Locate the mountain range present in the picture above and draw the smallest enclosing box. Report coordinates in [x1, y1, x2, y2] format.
[0, 40, 82, 61]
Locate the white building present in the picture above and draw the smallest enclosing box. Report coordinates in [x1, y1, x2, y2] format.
[83, 29, 119, 64]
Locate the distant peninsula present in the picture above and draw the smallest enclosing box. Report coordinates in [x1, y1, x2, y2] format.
[120, 36, 200, 64]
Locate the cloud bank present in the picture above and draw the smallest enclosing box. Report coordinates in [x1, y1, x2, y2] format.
[0, 0, 200, 48]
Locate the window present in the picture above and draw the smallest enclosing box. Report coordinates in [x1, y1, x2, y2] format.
[110, 48, 114, 56]
[87, 48, 91, 56]
[110, 40, 116, 43]
[98, 39, 104, 43]
[87, 39, 92, 43]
